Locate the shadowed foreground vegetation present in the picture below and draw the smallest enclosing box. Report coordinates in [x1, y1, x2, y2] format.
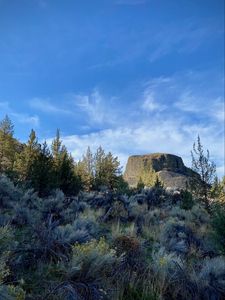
[0, 116, 225, 300]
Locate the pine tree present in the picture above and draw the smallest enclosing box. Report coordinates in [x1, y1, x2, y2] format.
[191, 135, 216, 205]
[93, 147, 121, 190]
[103, 152, 121, 189]
[211, 176, 225, 202]
[138, 162, 157, 188]
[154, 175, 164, 189]
[0, 115, 17, 174]
[137, 177, 145, 190]
[14, 129, 39, 182]
[0, 115, 14, 136]
[94, 146, 106, 189]
[28, 141, 54, 197]
[51, 130, 81, 195]
[51, 129, 63, 187]
[76, 147, 94, 191]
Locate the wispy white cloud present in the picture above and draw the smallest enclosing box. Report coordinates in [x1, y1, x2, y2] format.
[11, 113, 40, 127]
[0, 101, 39, 127]
[67, 71, 224, 176]
[71, 89, 120, 126]
[40, 70, 224, 178]
[142, 89, 167, 112]
[30, 98, 72, 115]
[148, 20, 221, 62]
[175, 91, 224, 124]
[59, 118, 224, 177]
[73, 90, 106, 123]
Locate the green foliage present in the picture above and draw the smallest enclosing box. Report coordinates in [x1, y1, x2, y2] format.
[138, 163, 157, 188]
[0, 115, 18, 176]
[115, 175, 131, 195]
[52, 238, 121, 300]
[27, 141, 55, 197]
[0, 174, 21, 208]
[121, 285, 159, 300]
[190, 135, 216, 205]
[0, 119, 224, 300]
[14, 129, 39, 183]
[78, 146, 95, 191]
[94, 147, 121, 190]
[197, 256, 225, 299]
[77, 146, 122, 191]
[51, 129, 81, 195]
[211, 176, 225, 202]
[137, 177, 145, 190]
[211, 202, 225, 253]
[180, 189, 194, 210]
[154, 175, 164, 189]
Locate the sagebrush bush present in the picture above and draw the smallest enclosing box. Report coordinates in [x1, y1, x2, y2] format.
[180, 190, 194, 210]
[197, 256, 225, 299]
[47, 238, 122, 300]
[211, 203, 225, 253]
[0, 175, 21, 208]
[1, 171, 225, 300]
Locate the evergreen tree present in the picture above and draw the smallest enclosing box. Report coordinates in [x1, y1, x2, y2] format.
[211, 176, 225, 202]
[137, 177, 145, 190]
[103, 152, 121, 189]
[0, 115, 17, 174]
[94, 146, 106, 189]
[191, 135, 216, 205]
[94, 147, 121, 190]
[28, 141, 54, 197]
[51, 130, 81, 195]
[80, 146, 94, 191]
[0, 115, 14, 136]
[154, 175, 164, 189]
[14, 129, 39, 182]
[138, 162, 157, 188]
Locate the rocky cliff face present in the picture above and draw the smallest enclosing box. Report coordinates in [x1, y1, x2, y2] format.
[123, 153, 195, 189]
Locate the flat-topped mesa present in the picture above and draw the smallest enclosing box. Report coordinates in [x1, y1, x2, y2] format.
[123, 153, 195, 189]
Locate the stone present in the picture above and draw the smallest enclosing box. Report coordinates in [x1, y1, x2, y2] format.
[124, 153, 197, 189]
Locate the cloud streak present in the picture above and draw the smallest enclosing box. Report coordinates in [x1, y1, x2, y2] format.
[30, 98, 72, 115]
[60, 118, 224, 177]
[0, 101, 40, 127]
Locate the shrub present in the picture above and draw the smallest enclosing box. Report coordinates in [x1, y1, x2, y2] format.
[197, 256, 225, 299]
[0, 175, 21, 208]
[211, 203, 225, 253]
[47, 238, 121, 300]
[151, 248, 184, 297]
[160, 219, 197, 255]
[180, 190, 194, 210]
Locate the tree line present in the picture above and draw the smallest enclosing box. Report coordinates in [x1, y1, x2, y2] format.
[0, 115, 125, 196]
[0, 115, 224, 202]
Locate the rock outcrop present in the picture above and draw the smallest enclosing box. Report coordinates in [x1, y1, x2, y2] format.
[123, 153, 196, 189]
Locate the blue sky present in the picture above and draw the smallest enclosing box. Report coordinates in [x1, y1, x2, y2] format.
[0, 0, 224, 176]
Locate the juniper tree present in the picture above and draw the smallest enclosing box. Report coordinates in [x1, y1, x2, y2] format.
[78, 146, 94, 191]
[138, 163, 157, 188]
[103, 152, 121, 189]
[28, 141, 54, 197]
[191, 135, 216, 204]
[0, 115, 17, 174]
[51, 129, 81, 195]
[14, 129, 39, 182]
[93, 147, 121, 190]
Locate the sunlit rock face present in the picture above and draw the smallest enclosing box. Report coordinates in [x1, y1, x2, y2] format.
[124, 153, 196, 189]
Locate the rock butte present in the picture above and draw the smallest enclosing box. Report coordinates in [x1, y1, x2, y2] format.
[123, 153, 196, 189]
